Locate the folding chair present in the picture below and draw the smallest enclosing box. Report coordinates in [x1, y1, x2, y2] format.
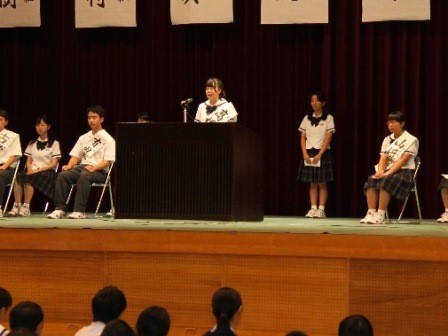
[66, 162, 114, 218]
[3, 158, 21, 212]
[387, 157, 422, 224]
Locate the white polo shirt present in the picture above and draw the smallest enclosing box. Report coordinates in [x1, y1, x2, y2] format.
[24, 139, 61, 170]
[0, 128, 22, 168]
[298, 114, 335, 149]
[70, 129, 115, 169]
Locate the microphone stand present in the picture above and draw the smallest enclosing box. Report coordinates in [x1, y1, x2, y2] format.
[181, 102, 190, 123]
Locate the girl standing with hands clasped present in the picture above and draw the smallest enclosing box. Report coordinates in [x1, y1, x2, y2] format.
[297, 92, 335, 219]
[9, 115, 61, 216]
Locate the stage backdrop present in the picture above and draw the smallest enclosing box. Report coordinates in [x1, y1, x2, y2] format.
[0, 0, 447, 219]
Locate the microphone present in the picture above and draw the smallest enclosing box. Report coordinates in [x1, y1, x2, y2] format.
[181, 98, 193, 105]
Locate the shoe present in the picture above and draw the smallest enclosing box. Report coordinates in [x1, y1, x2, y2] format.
[47, 209, 66, 219]
[18, 205, 31, 217]
[367, 212, 386, 224]
[68, 212, 86, 219]
[106, 209, 114, 217]
[305, 208, 316, 218]
[360, 211, 375, 223]
[437, 212, 448, 223]
[0, 208, 3, 218]
[313, 209, 326, 218]
[8, 203, 20, 216]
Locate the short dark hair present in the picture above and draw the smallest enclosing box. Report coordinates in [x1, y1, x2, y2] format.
[136, 306, 170, 336]
[87, 105, 105, 118]
[92, 286, 127, 324]
[0, 109, 9, 121]
[338, 314, 374, 336]
[137, 112, 150, 122]
[285, 331, 308, 336]
[387, 111, 406, 123]
[9, 301, 44, 333]
[101, 319, 136, 336]
[0, 287, 12, 309]
[8, 328, 38, 336]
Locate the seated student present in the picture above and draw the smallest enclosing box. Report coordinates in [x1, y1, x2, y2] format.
[0, 109, 22, 218]
[9, 302, 44, 336]
[74, 286, 127, 336]
[136, 306, 170, 336]
[195, 78, 238, 123]
[9, 115, 61, 216]
[0, 287, 13, 336]
[361, 111, 419, 224]
[203, 287, 242, 336]
[338, 314, 373, 336]
[47, 105, 115, 219]
[100, 320, 135, 336]
[137, 113, 150, 124]
[437, 177, 448, 223]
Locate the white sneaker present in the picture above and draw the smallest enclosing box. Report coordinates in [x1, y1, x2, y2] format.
[313, 209, 326, 218]
[437, 212, 448, 223]
[367, 212, 386, 224]
[106, 209, 114, 217]
[47, 209, 66, 219]
[68, 212, 86, 219]
[8, 203, 20, 216]
[360, 211, 376, 223]
[305, 208, 316, 218]
[18, 205, 31, 217]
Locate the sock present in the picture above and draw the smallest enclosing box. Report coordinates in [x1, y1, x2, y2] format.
[445, 208, 448, 213]
[23, 203, 30, 208]
[377, 209, 386, 217]
[368, 209, 376, 214]
[318, 205, 325, 211]
[311, 205, 317, 210]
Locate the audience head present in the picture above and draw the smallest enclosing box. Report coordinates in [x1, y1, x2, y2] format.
[285, 331, 308, 336]
[338, 314, 373, 336]
[9, 301, 44, 335]
[92, 286, 127, 324]
[0, 287, 12, 322]
[8, 328, 38, 336]
[137, 113, 150, 123]
[136, 306, 170, 336]
[205, 78, 226, 99]
[210, 287, 242, 335]
[100, 319, 136, 336]
[87, 104, 106, 118]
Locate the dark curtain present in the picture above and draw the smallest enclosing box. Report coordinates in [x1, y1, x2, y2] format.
[1, 0, 447, 218]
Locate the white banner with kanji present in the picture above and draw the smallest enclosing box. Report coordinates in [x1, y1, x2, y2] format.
[261, 0, 328, 24]
[171, 0, 233, 25]
[0, 0, 40, 28]
[75, 0, 136, 28]
[362, 0, 430, 22]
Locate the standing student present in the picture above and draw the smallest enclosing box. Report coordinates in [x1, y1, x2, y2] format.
[9, 115, 61, 216]
[361, 111, 419, 224]
[195, 78, 238, 123]
[0, 109, 22, 217]
[437, 177, 448, 223]
[297, 92, 335, 219]
[47, 105, 115, 219]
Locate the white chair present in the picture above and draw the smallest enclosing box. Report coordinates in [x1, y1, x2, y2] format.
[387, 157, 422, 224]
[3, 158, 21, 212]
[66, 162, 114, 218]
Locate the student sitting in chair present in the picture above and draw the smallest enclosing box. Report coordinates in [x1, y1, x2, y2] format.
[47, 105, 115, 219]
[361, 111, 419, 224]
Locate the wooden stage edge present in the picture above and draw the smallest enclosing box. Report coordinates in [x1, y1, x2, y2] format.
[1, 225, 448, 262]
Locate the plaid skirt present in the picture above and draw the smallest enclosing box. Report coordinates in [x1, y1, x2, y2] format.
[364, 169, 414, 201]
[297, 149, 334, 183]
[439, 177, 448, 190]
[16, 170, 57, 199]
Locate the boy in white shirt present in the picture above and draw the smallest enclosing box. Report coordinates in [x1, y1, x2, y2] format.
[47, 105, 115, 219]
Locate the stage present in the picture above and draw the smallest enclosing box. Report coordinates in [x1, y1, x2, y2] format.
[2, 215, 448, 336]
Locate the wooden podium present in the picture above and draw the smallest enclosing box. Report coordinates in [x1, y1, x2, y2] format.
[115, 123, 264, 221]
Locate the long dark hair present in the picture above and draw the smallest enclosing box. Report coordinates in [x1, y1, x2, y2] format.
[28, 114, 56, 148]
[211, 287, 242, 335]
[307, 91, 329, 121]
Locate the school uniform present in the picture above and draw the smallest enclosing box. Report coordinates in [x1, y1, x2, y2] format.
[74, 321, 106, 336]
[0, 128, 22, 205]
[53, 129, 115, 213]
[195, 98, 238, 123]
[0, 324, 9, 336]
[16, 138, 61, 198]
[439, 177, 448, 190]
[297, 113, 335, 183]
[364, 131, 419, 201]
